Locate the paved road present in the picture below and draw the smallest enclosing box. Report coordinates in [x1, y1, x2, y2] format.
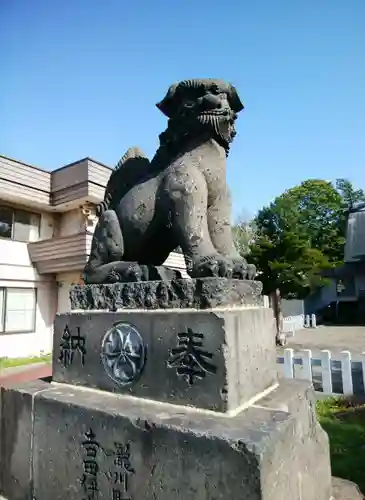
[285, 325, 365, 359]
[0, 362, 52, 387]
[277, 325, 365, 394]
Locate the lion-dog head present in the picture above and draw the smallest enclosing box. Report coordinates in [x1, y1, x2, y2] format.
[156, 79, 244, 152]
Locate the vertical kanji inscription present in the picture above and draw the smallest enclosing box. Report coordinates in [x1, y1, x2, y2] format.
[59, 325, 86, 367]
[80, 428, 100, 499]
[107, 442, 135, 500]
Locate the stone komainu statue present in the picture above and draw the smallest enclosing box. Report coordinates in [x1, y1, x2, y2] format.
[84, 79, 255, 283]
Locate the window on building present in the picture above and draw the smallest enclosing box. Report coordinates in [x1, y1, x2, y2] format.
[0, 206, 13, 238]
[0, 288, 36, 334]
[336, 278, 356, 297]
[13, 209, 41, 242]
[0, 206, 40, 242]
[0, 288, 4, 329]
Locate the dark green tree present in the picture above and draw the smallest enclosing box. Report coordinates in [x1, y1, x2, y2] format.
[336, 178, 365, 209]
[247, 179, 365, 299]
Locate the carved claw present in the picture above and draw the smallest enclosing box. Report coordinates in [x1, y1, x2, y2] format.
[191, 255, 233, 279]
[107, 267, 123, 283]
[231, 259, 256, 280]
[246, 264, 257, 280]
[124, 263, 144, 281]
[232, 261, 247, 280]
[107, 262, 143, 283]
[231, 259, 248, 280]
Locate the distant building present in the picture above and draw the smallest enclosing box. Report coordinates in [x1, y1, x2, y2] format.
[305, 204, 365, 322]
[343, 202, 365, 264]
[0, 154, 187, 358]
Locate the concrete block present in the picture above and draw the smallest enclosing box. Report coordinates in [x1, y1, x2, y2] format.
[52, 307, 277, 412]
[0, 380, 52, 500]
[25, 379, 332, 500]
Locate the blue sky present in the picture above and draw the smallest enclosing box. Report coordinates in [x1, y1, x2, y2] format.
[1, 1, 364, 219]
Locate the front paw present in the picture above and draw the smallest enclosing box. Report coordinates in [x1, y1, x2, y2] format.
[246, 264, 256, 280]
[107, 262, 144, 283]
[191, 255, 233, 278]
[107, 267, 123, 283]
[231, 258, 248, 279]
[231, 259, 257, 280]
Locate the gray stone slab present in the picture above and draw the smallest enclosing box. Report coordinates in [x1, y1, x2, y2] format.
[260, 378, 323, 435]
[332, 477, 364, 499]
[0, 380, 52, 500]
[52, 307, 277, 412]
[69, 278, 263, 310]
[24, 379, 331, 500]
[258, 379, 333, 499]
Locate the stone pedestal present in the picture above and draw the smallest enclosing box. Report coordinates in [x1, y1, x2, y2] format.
[69, 278, 264, 311]
[1, 379, 334, 500]
[52, 306, 277, 413]
[0, 280, 347, 499]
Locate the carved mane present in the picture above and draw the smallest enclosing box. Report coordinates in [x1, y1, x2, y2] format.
[97, 147, 149, 216]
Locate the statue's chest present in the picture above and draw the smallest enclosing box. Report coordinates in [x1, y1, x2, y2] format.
[198, 148, 226, 188]
[178, 146, 226, 178]
[166, 143, 227, 198]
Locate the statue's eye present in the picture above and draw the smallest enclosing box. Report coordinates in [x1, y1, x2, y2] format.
[211, 84, 220, 94]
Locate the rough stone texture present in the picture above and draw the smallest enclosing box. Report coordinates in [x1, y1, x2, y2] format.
[259, 379, 333, 498]
[52, 307, 277, 413]
[70, 278, 263, 311]
[332, 477, 364, 499]
[84, 79, 256, 284]
[0, 379, 333, 500]
[0, 380, 52, 500]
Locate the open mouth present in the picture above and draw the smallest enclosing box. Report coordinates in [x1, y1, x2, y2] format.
[197, 108, 236, 129]
[199, 107, 234, 117]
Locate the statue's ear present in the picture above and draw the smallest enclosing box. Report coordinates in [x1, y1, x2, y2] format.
[229, 84, 244, 113]
[156, 83, 179, 118]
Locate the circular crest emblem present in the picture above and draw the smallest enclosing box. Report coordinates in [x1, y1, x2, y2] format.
[101, 322, 146, 386]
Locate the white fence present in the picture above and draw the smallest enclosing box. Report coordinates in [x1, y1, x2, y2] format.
[277, 348, 365, 395]
[282, 314, 318, 335]
[282, 315, 305, 334]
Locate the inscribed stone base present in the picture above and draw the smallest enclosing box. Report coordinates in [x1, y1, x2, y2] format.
[1, 379, 335, 500]
[52, 306, 277, 413]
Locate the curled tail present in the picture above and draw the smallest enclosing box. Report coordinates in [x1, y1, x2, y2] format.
[97, 146, 150, 217]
